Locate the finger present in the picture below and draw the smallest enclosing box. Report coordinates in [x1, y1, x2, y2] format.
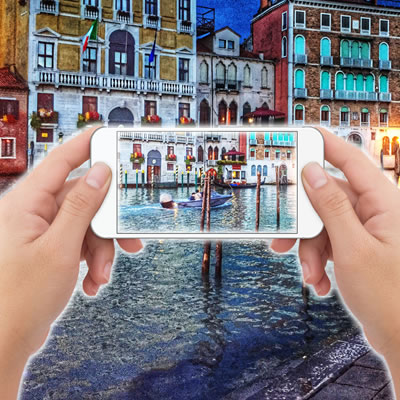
[302, 162, 369, 252]
[116, 239, 144, 253]
[45, 162, 111, 254]
[56, 178, 80, 208]
[82, 273, 100, 296]
[270, 239, 297, 253]
[299, 229, 330, 285]
[84, 228, 115, 286]
[314, 273, 331, 297]
[24, 127, 98, 195]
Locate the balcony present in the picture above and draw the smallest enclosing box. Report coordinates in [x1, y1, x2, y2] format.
[35, 71, 196, 97]
[83, 4, 100, 20]
[144, 14, 160, 29]
[294, 54, 307, 64]
[379, 92, 392, 102]
[207, 160, 217, 166]
[335, 90, 356, 100]
[320, 56, 333, 66]
[294, 88, 307, 98]
[39, 0, 58, 14]
[356, 91, 378, 101]
[320, 89, 333, 100]
[379, 60, 392, 70]
[119, 132, 196, 145]
[340, 57, 373, 69]
[249, 139, 257, 145]
[114, 9, 133, 24]
[272, 141, 294, 147]
[215, 79, 240, 91]
[264, 140, 272, 145]
[178, 20, 195, 35]
[206, 134, 221, 141]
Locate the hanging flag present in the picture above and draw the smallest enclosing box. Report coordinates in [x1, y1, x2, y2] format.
[148, 30, 158, 64]
[82, 19, 98, 54]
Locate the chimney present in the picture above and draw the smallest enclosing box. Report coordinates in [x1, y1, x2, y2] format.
[260, 0, 269, 9]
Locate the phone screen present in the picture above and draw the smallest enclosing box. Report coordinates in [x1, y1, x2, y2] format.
[117, 131, 297, 234]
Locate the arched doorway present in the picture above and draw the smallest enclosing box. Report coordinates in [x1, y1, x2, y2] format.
[279, 164, 288, 185]
[213, 146, 219, 160]
[347, 133, 363, 147]
[108, 107, 134, 127]
[197, 145, 204, 162]
[147, 149, 161, 183]
[382, 136, 390, 155]
[109, 30, 135, 76]
[208, 146, 213, 160]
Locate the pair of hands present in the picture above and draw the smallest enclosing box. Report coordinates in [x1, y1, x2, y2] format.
[0, 127, 399, 398]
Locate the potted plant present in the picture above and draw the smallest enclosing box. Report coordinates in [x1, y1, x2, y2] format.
[130, 152, 145, 164]
[77, 111, 101, 128]
[30, 113, 42, 130]
[217, 160, 247, 166]
[179, 116, 195, 126]
[165, 153, 177, 161]
[1, 114, 17, 124]
[141, 114, 162, 125]
[38, 108, 58, 124]
[185, 155, 196, 165]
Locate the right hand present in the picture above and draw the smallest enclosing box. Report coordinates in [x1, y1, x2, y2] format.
[271, 128, 400, 360]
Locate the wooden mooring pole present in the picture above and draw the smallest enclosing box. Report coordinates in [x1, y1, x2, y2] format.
[276, 166, 280, 228]
[215, 241, 222, 278]
[202, 176, 211, 275]
[255, 172, 261, 232]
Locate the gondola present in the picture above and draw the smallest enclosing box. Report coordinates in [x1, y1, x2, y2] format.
[160, 192, 232, 209]
[214, 179, 265, 189]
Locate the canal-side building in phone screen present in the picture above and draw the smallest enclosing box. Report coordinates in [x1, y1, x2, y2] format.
[27, 0, 196, 154]
[252, 0, 400, 164]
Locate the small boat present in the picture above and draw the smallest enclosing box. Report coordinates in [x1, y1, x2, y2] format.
[214, 179, 265, 189]
[160, 192, 232, 209]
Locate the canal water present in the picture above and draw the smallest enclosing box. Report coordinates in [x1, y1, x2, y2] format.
[119, 186, 297, 234]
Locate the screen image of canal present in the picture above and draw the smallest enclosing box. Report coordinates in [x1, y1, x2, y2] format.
[118, 185, 297, 234]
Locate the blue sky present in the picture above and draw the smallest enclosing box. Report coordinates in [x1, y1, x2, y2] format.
[198, 0, 260, 40]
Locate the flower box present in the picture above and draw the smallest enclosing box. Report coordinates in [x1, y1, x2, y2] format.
[165, 154, 177, 161]
[141, 115, 162, 126]
[77, 111, 101, 128]
[38, 108, 59, 124]
[130, 152, 145, 164]
[179, 116, 195, 126]
[217, 160, 247, 166]
[1, 114, 17, 124]
[185, 155, 196, 165]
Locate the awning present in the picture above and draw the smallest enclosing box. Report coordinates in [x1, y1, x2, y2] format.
[244, 108, 286, 119]
[225, 150, 245, 156]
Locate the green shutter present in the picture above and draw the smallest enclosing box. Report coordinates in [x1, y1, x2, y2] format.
[366, 75, 374, 92]
[295, 36, 305, 55]
[361, 42, 369, 60]
[380, 76, 388, 93]
[341, 106, 349, 112]
[341, 40, 349, 58]
[321, 105, 329, 111]
[361, 108, 369, 113]
[336, 72, 344, 90]
[295, 69, 304, 89]
[351, 41, 359, 59]
[356, 74, 364, 91]
[321, 71, 330, 90]
[321, 38, 330, 57]
[346, 74, 354, 91]
[379, 43, 389, 61]
[264, 132, 270, 140]
[250, 132, 256, 140]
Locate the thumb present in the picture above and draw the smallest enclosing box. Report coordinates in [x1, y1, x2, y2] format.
[302, 162, 366, 251]
[48, 162, 111, 253]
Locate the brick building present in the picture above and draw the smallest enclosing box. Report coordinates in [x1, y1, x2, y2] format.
[0, 66, 28, 174]
[252, 0, 400, 159]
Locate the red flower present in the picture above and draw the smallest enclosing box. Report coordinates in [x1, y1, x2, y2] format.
[89, 111, 100, 121]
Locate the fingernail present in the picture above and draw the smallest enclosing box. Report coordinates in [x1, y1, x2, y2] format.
[301, 262, 311, 282]
[303, 162, 327, 189]
[86, 162, 111, 189]
[103, 262, 112, 282]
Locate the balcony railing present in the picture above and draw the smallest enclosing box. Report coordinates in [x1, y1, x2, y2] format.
[294, 53, 307, 64]
[177, 20, 194, 35]
[39, 0, 58, 14]
[215, 79, 240, 91]
[144, 14, 160, 29]
[83, 5, 100, 20]
[356, 91, 378, 101]
[272, 141, 295, 147]
[119, 132, 196, 144]
[320, 56, 333, 66]
[114, 9, 133, 24]
[379, 60, 392, 70]
[320, 89, 333, 99]
[379, 92, 392, 102]
[340, 57, 373, 69]
[264, 140, 272, 145]
[206, 134, 221, 141]
[35, 71, 196, 96]
[335, 90, 379, 101]
[294, 88, 307, 98]
[207, 160, 217, 166]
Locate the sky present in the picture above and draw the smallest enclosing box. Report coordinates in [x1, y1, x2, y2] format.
[198, 0, 260, 41]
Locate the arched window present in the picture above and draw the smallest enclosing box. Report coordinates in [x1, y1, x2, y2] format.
[243, 64, 251, 86]
[356, 74, 364, 92]
[321, 71, 330, 90]
[282, 36, 287, 57]
[243, 102, 251, 117]
[294, 69, 304, 89]
[361, 42, 370, 59]
[227, 63, 237, 88]
[341, 40, 350, 58]
[257, 165, 262, 176]
[218, 100, 227, 125]
[346, 73, 355, 91]
[321, 38, 331, 57]
[380, 75, 388, 93]
[262, 102, 269, 109]
[379, 42, 389, 61]
[228, 101, 238, 125]
[261, 67, 268, 88]
[251, 165, 256, 176]
[321, 105, 330, 124]
[221, 147, 226, 159]
[216, 62, 226, 88]
[294, 104, 304, 123]
[361, 108, 369, 126]
[351, 41, 359, 59]
[199, 61, 209, 83]
[380, 109, 388, 126]
[382, 136, 390, 155]
[391, 136, 399, 155]
[336, 72, 344, 90]
[208, 146, 213, 160]
[263, 165, 268, 176]
[295, 35, 305, 55]
[109, 30, 135, 76]
[200, 99, 210, 126]
[366, 74, 374, 92]
[340, 106, 349, 126]
[197, 145, 204, 162]
[214, 146, 219, 160]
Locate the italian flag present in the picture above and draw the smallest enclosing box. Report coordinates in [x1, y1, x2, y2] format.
[82, 19, 98, 54]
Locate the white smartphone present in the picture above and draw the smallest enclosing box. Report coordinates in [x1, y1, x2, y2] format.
[90, 127, 324, 239]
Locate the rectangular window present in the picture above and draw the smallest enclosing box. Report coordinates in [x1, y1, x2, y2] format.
[341, 15, 351, 33]
[341, 111, 349, 125]
[144, 54, 156, 79]
[83, 96, 98, 114]
[186, 147, 192, 156]
[241, 171, 246, 180]
[275, 150, 280, 160]
[321, 13, 331, 31]
[178, 58, 189, 82]
[133, 144, 142, 154]
[265, 150, 269, 159]
[380, 19, 389, 36]
[380, 112, 388, 126]
[0, 138, 16, 158]
[282, 37, 287, 58]
[145, 0, 157, 15]
[321, 110, 329, 122]
[83, 47, 97, 73]
[219, 39, 226, 48]
[37, 93, 54, 111]
[228, 40, 234, 50]
[282, 11, 287, 31]
[295, 108, 303, 121]
[0, 99, 19, 120]
[361, 112, 369, 125]
[145, 100, 156, 116]
[38, 42, 54, 69]
[37, 128, 54, 143]
[115, 51, 127, 75]
[361, 17, 370, 35]
[84, 0, 99, 6]
[250, 149, 255, 159]
[179, 0, 190, 21]
[179, 102, 190, 118]
[287, 151, 291, 160]
[167, 163, 174, 171]
[115, 0, 130, 11]
[167, 145, 174, 155]
[295, 10, 305, 28]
